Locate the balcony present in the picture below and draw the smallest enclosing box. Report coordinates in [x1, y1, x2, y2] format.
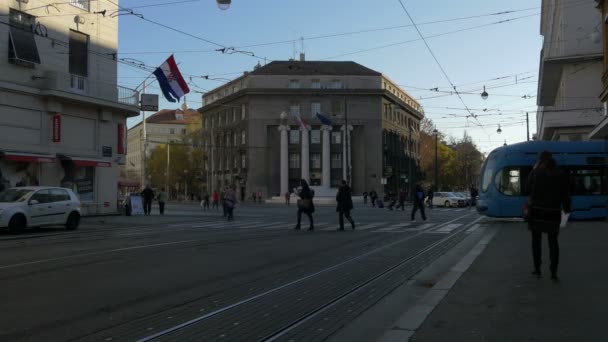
[70, 0, 90, 11]
[40, 71, 140, 115]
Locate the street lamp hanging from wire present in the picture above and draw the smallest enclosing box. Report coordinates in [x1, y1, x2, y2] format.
[497, 124, 502, 134]
[481, 85, 488, 100]
[217, 0, 231, 10]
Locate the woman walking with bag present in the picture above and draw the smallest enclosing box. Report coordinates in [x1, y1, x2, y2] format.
[294, 179, 315, 231]
[224, 184, 238, 221]
[336, 180, 355, 231]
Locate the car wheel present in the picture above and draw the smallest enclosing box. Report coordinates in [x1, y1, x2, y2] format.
[65, 212, 80, 230]
[8, 214, 26, 234]
[444, 200, 450, 207]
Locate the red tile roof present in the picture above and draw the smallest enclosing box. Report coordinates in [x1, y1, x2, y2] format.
[145, 108, 200, 125]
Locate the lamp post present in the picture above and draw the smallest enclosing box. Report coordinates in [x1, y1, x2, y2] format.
[433, 128, 438, 190]
[184, 169, 189, 200]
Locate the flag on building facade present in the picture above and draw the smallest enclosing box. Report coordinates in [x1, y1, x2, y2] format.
[315, 112, 332, 126]
[292, 112, 310, 130]
[153, 55, 190, 103]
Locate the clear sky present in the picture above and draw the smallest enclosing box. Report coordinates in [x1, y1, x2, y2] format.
[117, 0, 551, 153]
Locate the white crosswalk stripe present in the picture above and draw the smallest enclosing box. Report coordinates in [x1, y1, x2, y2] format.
[375, 223, 411, 232]
[466, 223, 480, 233]
[356, 223, 386, 230]
[429, 223, 462, 233]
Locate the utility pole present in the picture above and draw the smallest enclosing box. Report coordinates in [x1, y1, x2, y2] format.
[434, 130, 438, 190]
[344, 97, 351, 186]
[526, 112, 530, 141]
[141, 81, 148, 188]
[166, 142, 170, 199]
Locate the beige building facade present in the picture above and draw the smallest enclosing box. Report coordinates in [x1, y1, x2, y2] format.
[125, 108, 200, 184]
[199, 60, 423, 199]
[0, 0, 139, 214]
[537, 0, 604, 141]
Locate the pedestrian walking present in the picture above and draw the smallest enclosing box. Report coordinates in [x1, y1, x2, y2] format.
[528, 153, 571, 281]
[202, 192, 210, 210]
[157, 188, 168, 215]
[395, 189, 407, 211]
[469, 187, 479, 209]
[285, 191, 291, 206]
[410, 183, 427, 222]
[294, 179, 315, 231]
[212, 190, 219, 210]
[370, 189, 378, 207]
[224, 184, 238, 221]
[141, 185, 154, 216]
[362, 191, 368, 206]
[427, 185, 435, 209]
[336, 180, 355, 231]
[220, 187, 227, 217]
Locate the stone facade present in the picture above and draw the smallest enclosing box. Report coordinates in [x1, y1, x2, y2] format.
[0, 1, 139, 214]
[199, 61, 423, 200]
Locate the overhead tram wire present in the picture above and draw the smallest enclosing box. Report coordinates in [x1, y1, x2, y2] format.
[320, 12, 540, 61]
[395, 0, 487, 138]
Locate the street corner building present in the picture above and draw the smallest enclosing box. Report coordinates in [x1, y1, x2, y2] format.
[199, 58, 424, 199]
[0, 1, 139, 215]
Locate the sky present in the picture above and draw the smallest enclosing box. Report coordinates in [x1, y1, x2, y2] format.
[116, 0, 553, 154]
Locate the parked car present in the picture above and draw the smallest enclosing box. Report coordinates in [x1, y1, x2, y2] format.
[432, 192, 466, 207]
[0, 187, 81, 233]
[456, 192, 472, 205]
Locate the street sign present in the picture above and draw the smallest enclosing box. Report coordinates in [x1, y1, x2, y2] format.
[140, 94, 159, 111]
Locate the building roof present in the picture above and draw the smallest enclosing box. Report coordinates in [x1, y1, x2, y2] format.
[144, 108, 200, 125]
[250, 61, 382, 76]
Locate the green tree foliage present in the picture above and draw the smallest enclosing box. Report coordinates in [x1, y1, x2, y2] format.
[419, 118, 484, 191]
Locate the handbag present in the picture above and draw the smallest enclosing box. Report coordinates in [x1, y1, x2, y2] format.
[298, 199, 312, 210]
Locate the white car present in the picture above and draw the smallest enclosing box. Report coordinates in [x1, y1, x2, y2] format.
[432, 192, 466, 208]
[0, 187, 81, 233]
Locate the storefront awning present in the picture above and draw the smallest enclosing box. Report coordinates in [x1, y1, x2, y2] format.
[58, 155, 112, 168]
[0, 151, 55, 163]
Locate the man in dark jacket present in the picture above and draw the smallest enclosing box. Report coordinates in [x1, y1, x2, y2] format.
[336, 180, 355, 231]
[528, 156, 571, 281]
[141, 185, 154, 216]
[410, 183, 427, 222]
[294, 179, 315, 231]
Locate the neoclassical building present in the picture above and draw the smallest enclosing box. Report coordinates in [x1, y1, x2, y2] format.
[199, 59, 423, 199]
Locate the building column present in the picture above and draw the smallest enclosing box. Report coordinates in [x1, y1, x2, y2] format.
[301, 127, 310, 182]
[321, 125, 332, 188]
[341, 125, 353, 182]
[278, 125, 290, 195]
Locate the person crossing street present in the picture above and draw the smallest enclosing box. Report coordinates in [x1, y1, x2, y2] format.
[336, 180, 355, 231]
[410, 183, 427, 222]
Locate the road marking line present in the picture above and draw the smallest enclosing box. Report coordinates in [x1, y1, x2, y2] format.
[375, 223, 410, 232]
[466, 223, 480, 233]
[357, 223, 386, 230]
[0, 240, 199, 270]
[435, 223, 462, 233]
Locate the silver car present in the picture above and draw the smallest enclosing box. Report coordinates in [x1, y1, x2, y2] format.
[0, 187, 81, 233]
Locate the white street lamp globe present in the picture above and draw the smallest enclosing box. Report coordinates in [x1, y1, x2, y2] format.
[217, 0, 231, 10]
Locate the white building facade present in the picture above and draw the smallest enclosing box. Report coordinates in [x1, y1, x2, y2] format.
[536, 0, 604, 141]
[0, 0, 139, 215]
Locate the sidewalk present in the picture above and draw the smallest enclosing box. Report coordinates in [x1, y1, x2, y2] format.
[407, 220, 608, 341]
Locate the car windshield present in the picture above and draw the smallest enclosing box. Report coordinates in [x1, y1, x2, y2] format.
[0, 189, 34, 203]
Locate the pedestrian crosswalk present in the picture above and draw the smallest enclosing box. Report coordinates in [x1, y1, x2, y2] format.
[121, 219, 481, 236]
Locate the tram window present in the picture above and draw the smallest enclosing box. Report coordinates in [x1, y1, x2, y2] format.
[494, 167, 532, 196]
[481, 157, 496, 193]
[564, 167, 606, 195]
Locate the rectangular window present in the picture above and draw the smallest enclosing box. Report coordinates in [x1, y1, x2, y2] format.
[311, 80, 321, 89]
[289, 79, 300, 88]
[226, 134, 230, 147]
[204, 118, 208, 129]
[331, 132, 342, 144]
[289, 130, 300, 144]
[290, 104, 300, 116]
[311, 102, 321, 118]
[8, 9, 41, 65]
[69, 30, 89, 77]
[241, 130, 246, 144]
[331, 153, 342, 168]
[289, 153, 300, 169]
[241, 104, 246, 120]
[311, 153, 321, 169]
[331, 99, 343, 117]
[234, 155, 238, 170]
[310, 130, 321, 144]
[233, 133, 237, 146]
[181, 128, 187, 134]
[232, 108, 236, 122]
[70, 0, 90, 11]
[241, 154, 246, 168]
[330, 80, 342, 89]
[169, 128, 175, 134]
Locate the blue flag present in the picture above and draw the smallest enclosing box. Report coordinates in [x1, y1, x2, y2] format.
[316, 112, 332, 125]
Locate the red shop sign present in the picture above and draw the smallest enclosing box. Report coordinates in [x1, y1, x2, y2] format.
[52, 115, 61, 143]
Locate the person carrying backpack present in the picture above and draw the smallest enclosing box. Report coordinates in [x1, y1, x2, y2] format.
[410, 183, 427, 222]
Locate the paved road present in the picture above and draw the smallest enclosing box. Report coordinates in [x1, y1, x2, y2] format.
[0, 203, 483, 341]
